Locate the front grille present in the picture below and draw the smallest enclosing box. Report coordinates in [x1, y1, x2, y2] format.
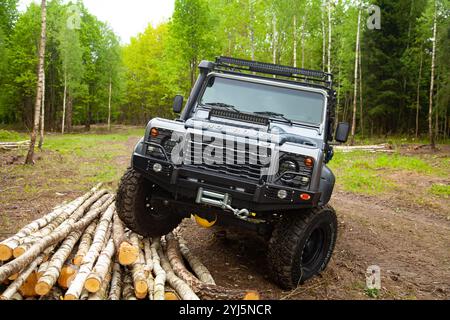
[183, 138, 271, 180]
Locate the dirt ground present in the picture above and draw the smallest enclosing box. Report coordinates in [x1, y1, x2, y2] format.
[1, 137, 449, 300]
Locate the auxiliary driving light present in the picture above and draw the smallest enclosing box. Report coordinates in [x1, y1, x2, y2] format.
[153, 163, 163, 173]
[277, 189, 288, 199]
[301, 176, 310, 184]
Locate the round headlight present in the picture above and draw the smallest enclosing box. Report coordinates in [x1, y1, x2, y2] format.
[280, 160, 297, 180]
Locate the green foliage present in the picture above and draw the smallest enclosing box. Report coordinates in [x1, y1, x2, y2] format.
[329, 150, 448, 195]
[430, 184, 450, 198]
[0, 129, 27, 141]
[0, 0, 448, 139]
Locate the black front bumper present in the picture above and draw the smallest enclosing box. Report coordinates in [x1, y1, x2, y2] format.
[132, 153, 321, 212]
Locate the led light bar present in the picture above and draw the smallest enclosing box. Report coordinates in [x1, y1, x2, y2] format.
[215, 56, 332, 85]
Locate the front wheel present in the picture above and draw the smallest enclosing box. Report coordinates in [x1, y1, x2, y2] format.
[116, 167, 183, 237]
[267, 205, 338, 289]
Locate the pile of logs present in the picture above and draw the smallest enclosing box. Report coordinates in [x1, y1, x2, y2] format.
[0, 141, 30, 151]
[0, 184, 259, 300]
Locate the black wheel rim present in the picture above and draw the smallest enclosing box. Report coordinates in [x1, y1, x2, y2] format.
[301, 226, 326, 270]
[143, 185, 166, 219]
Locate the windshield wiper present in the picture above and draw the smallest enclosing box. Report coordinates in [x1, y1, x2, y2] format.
[203, 102, 240, 113]
[254, 111, 293, 125]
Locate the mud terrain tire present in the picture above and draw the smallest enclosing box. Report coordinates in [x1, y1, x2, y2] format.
[116, 167, 183, 237]
[268, 205, 338, 289]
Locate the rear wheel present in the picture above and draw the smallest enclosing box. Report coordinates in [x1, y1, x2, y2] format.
[267, 205, 338, 289]
[116, 167, 183, 237]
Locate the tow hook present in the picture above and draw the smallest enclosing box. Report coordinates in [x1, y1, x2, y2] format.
[224, 204, 251, 220]
[195, 187, 251, 220]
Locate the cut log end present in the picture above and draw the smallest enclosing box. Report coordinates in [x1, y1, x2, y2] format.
[18, 272, 38, 298]
[63, 294, 77, 300]
[72, 255, 83, 266]
[84, 278, 101, 293]
[243, 291, 260, 300]
[12, 246, 26, 258]
[118, 242, 139, 266]
[134, 280, 148, 295]
[135, 291, 147, 300]
[35, 282, 52, 296]
[164, 292, 179, 300]
[0, 244, 13, 261]
[58, 266, 77, 289]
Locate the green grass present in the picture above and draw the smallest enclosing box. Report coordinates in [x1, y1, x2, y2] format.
[329, 151, 449, 195]
[0, 128, 143, 203]
[0, 129, 28, 142]
[430, 184, 450, 198]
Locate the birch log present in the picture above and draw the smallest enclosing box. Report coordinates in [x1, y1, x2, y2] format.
[85, 239, 115, 293]
[129, 233, 148, 298]
[122, 272, 137, 300]
[14, 189, 107, 257]
[157, 245, 199, 300]
[0, 195, 114, 283]
[73, 220, 98, 265]
[88, 265, 112, 300]
[143, 238, 154, 300]
[112, 212, 138, 265]
[165, 233, 259, 300]
[64, 203, 114, 300]
[35, 227, 85, 295]
[0, 184, 101, 261]
[108, 262, 122, 300]
[0, 252, 47, 299]
[178, 237, 215, 285]
[151, 238, 166, 300]
[57, 264, 78, 289]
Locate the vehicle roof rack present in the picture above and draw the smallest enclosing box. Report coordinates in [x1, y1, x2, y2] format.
[214, 56, 333, 90]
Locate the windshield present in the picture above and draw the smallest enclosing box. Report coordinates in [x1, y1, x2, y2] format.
[199, 76, 325, 125]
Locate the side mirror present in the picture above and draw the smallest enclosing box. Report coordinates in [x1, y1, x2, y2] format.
[173, 95, 184, 113]
[335, 122, 350, 143]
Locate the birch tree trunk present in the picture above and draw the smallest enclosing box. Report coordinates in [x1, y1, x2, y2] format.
[249, 0, 255, 61]
[327, 0, 332, 75]
[38, 72, 45, 150]
[25, 0, 46, 165]
[416, 48, 423, 138]
[61, 71, 67, 134]
[359, 43, 364, 137]
[351, 7, 361, 146]
[293, 14, 297, 68]
[428, 0, 437, 148]
[272, 14, 277, 67]
[108, 76, 112, 131]
[321, 5, 326, 71]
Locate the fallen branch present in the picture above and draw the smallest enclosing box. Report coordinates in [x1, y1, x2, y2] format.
[157, 238, 199, 300]
[166, 233, 259, 300]
[178, 236, 215, 285]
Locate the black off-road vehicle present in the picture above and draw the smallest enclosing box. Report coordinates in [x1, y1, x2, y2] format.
[117, 57, 350, 289]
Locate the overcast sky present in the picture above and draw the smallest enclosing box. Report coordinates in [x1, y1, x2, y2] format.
[18, 0, 175, 44]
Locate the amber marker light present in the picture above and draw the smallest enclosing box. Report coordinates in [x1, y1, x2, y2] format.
[304, 157, 314, 168]
[300, 193, 311, 201]
[150, 128, 159, 137]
